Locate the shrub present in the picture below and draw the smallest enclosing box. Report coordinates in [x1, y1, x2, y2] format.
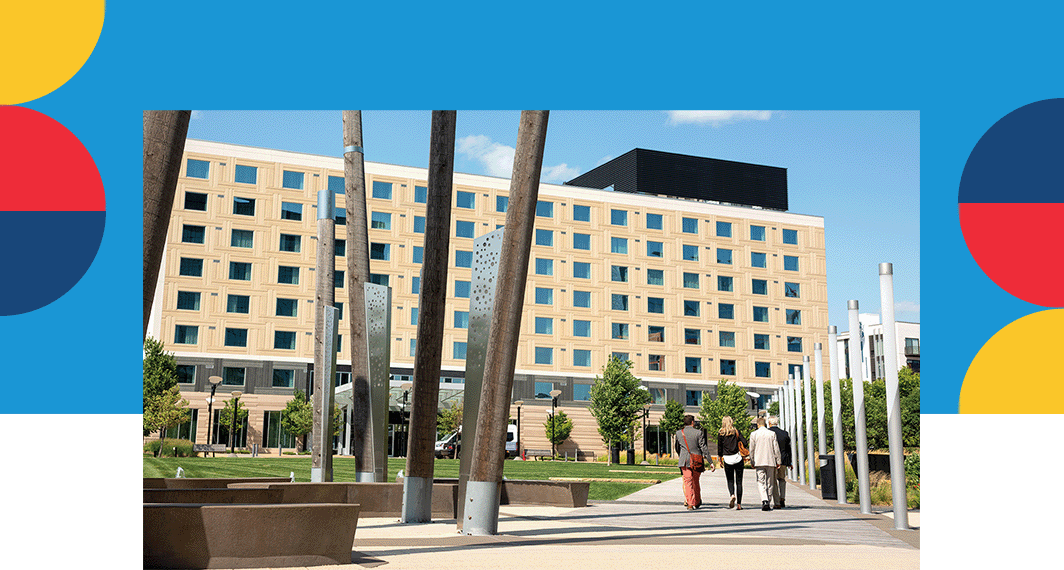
[145, 439, 195, 457]
[904, 452, 919, 487]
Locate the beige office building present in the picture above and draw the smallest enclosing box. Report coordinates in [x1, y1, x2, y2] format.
[147, 140, 829, 458]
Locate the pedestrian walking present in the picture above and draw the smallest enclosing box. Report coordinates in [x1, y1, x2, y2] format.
[748, 417, 782, 511]
[675, 414, 713, 510]
[718, 416, 748, 510]
[768, 416, 790, 508]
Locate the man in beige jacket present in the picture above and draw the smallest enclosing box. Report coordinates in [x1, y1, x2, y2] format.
[748, 416, 782, 511]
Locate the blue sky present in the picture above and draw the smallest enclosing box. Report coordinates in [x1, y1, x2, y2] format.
[187, 110, 919, 332]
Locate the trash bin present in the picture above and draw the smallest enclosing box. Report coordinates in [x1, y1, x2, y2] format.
[820, 455, 837, 500]
[626, 448, 635, 465]
[610, 445, 620, 464]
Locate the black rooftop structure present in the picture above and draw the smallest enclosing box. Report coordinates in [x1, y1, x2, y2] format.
[564, 148, 788, 211]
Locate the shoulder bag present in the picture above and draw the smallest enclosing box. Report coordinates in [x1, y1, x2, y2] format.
[682, 430, 705, 473]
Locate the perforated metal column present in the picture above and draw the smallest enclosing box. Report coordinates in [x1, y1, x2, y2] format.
[365, 283, 392, 482]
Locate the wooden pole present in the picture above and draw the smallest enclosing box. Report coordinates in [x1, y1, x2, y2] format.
[402, 111, 456, 522]
[311, 189, 336, 481]
[465, 111, 548, 535]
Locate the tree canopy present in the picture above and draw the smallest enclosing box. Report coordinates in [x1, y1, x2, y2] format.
[544, 410, 574, 447]
[800, 366, 920, 452]
[588, 356, 651, 447]
[699, 378, 753, 440]
[436, 399, 463, 439]
[143, 338, 185, 437]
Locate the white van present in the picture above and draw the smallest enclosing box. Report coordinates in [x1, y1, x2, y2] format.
[434, 424, 519, 459]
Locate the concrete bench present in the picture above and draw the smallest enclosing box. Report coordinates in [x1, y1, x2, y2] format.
[144, 488, 283, 505]
[143, 503, 359, 569]
[227, 482, 459, 518]
[433, 478, 590, 508]
[525, 449, 553, 460]
[144, 477, 291, 489]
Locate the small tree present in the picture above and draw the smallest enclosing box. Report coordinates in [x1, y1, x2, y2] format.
[658, 399, 685, 456]
[589, 356, 652, 452]
[437, 399, 463, 439]
[544, 410, 574, 450]
[144, 385, 190, 450]
[699, 378, 752, 441]
[143, 337, 178, 435]
[767, 400, 780, 417]
[281, 389, 313, 451]
[218, 397, 250, 447]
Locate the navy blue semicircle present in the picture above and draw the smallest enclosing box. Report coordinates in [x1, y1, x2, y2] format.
[0, 211, 106, 316]
[959, 98, 1064, 204]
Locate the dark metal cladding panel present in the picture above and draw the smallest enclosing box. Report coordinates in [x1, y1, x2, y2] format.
[565, 149, 788, 211]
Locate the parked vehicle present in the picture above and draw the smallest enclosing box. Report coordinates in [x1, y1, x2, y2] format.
[434, 424, 518, 459]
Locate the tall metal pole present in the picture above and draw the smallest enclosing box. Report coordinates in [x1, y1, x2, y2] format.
[828, 325, 845, 503]
[312, 189, 337, 482]
[848, 300, 872, 513]
[786, 379, 798, 476]
[792, 372, 805, 486]
[402, 110, 456, 523]
[880, 263, 910, 529]
[815, 344, 827, 483]
[466, 111, 549, 536]
[802, 357, 815, 489]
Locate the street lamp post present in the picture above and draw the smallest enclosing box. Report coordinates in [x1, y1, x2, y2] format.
[549, 389, 561, 459]
[514, 400, 524, 459]
[642, 403, 651, 464]
[229, 391, 242, 454]
[400, 382, 412, 457]
[206, 376, 222, 447]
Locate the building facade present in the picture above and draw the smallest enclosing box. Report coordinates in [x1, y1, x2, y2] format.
[836, 315, 920, 381]
[147, 140, 830, 457]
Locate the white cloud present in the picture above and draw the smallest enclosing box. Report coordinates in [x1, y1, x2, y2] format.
[594, 155, 615, 167]
[666, 110, 774, 126]
[894, 300, 920, 316]
[457, 134, 578, 182]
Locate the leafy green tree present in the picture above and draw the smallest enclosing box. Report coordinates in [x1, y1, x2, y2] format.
[589, 356, 652, 450]
[544, 410, 574, 448]
[437, 399, 463, 439]
[814, 367, 919, 453]
[658, 399, 685, 456]
[699, 378, 752, 441]
[143, 337, 178, 435]
[144, 385, 190, 449]
[218, 396, 250, 446]
[281, 389, 313, 451]
[768, 400, 780, 417]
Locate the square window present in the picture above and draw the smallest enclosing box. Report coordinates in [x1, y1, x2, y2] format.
[496, 195, 508, 212]
[646, 213, 663, 230]
[750, 225, 766, 241]
[536, 229, 553, 246]
[612, 322, 629, 340]
[718, 276, 733, 292]
[281, 202, 302, 221]
[573, 290, 591, 308]
[682, 217, 698, 234]
[279, 234, 301, 252]
[414, 186, 427, 203]
[233, 197, 255, 216]
[411, 307, 419, 325]
[683, 272, 699, 289]
[455, 280, 470, 298]
[752, 279, 767, 295]
[535, 317, 553, 334]
[456, 191, 475, 209]
[222, 367, 245, 385]
[611, 209, 627, 226]
[573, 320, 591, 337]
[612, 352, 630, 363]
[411, 276, 420, 294]
[182, 225, 205, 244]
[282, 170, 304, 189]
[784, 255, 799, 271]
[535, 287, 553, 305]
[534, 381, 554, 399]
[456, 220, 475, 238]
[231, 229, 253, 248]
[751, 252, 767, 268]
[718, 303, 735, 319]
[573, 233, 591, 250]
[754, 334, 770, 350]
[229, 262, 251, 281]
[573, 261, 591, 278]
[648, 297, 664, 314]
[720, 359, 736, 375]
[227, 294, 250, 314]
[686, 389, 702, 407]
[786, 309, 802, 325]
[717, 249, 732, 264]
[372, 181, 392, 199]
[233, 164, 257, 184]
[328, 176, 345, 194]
[276, 298, 298, 317]
[413, 216, 426, 233]
[273, 369, 294, 387]
[335, 302, 344, 320]
[335, 239, 346, 257]
[536, 201, 553, 218]
[535, 258, 553, 275]
[535, 347, 553, 365]
[455, 250, 473, 267]
[370, 243, 390, 260]
[646, 241, 663, 258]
[611, 265, 629, 282]
[785, 282, 801, 298]
[573, 350, 591, 367]
[176, 365, 196, 384]
[573, 204, 590, 221]
[783, 228, 798, 244]
[179, 257, 203, 277]
[612, 294, 629, 311]
[682, 244, 698, 261]
[371, 211, 391, 230]
[685, 328, 700, 345]
[277, 265, 298, 284]
[647, 269, 664, 285]
[650, 355, 665, 372]
[186, 159, 209, 179]
[334, 210, 346, 226]
[716, 221, 732, 237]
[174, 325, 198, 344]
[648, 325, 665, 342]
[409, 338, 417, 357]
[719, 331, 736, 347]
[788, 336, 803, 352]
[611, 237, 628, 254]
[455, 311, 470, 329]
[755, 362, 771, 378]
[753, 306, 769, 322]
[184, 192, 207, 211]
[274, 331, 296, 350]
[573, 382, 592, 400]
[454, 342, 468, 360]
[685, 357, 701, 373]
[176, 291, 200, 311]
[684, 300, 700, 317]
[224, 328, 248, 347]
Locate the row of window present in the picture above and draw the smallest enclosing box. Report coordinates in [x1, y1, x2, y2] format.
[187, 159, 398, 198]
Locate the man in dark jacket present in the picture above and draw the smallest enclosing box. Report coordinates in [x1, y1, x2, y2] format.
[768, 416, 791, 508]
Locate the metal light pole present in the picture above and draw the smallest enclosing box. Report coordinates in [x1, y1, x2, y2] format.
[803, 356, 815, 489]
[549, 389, 561, 458]
[880, 263, 910, 530]
[849, 300, 872, 514]
[229, 391, 242, 454]
[206, 376, 222, 446]
[828, 325, 846, 504]
[514, 400, 523, 459]
[642, 403, 651, 463]
[792, 372, 806, 486]
[400, 382, 412, 457]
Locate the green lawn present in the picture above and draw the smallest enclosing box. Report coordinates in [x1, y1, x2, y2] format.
[143, 456, 680, 501]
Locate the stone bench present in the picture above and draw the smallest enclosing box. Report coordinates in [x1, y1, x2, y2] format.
[144, 488, 283, 505]
[433, 478, 590, 508]
[227, 482, 459, 518]
[143, 477, 291, 489]
[143, 503, 359, 569]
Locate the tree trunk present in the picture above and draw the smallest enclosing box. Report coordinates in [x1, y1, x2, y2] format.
[142, 111, 191, 337]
